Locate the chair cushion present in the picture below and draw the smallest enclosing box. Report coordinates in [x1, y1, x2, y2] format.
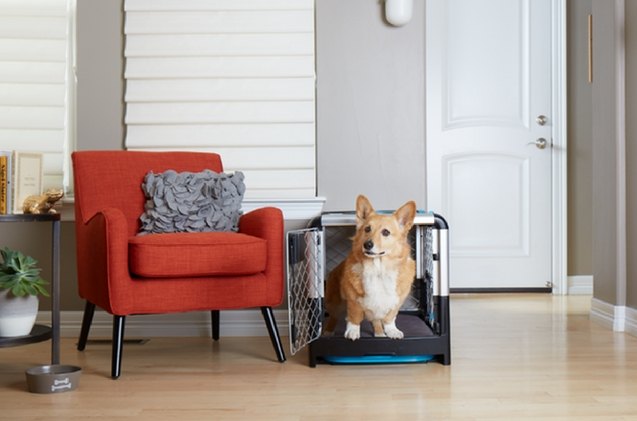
[139, 170, 245, 235]
[129, 232, 267, 278]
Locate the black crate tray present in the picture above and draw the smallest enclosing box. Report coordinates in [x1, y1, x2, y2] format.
[309, 313, 450, 366]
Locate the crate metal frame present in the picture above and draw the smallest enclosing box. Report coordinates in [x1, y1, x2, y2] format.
[287, 211, 451, 366]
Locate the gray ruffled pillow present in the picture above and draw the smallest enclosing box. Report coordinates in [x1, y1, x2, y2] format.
[139, 169, 245, 235]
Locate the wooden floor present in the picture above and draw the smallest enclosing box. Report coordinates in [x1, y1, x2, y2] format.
[1, 294, 636, 420]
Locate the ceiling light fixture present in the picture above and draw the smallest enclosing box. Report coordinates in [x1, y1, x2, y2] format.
[385, 0, 413, 27]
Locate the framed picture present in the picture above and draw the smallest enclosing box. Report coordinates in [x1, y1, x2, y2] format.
[12, 152, 43, 214]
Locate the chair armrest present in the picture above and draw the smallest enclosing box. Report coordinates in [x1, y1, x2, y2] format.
[238, 207, 283, 240]
[238, 207, 284, 305]
[76, 207, 134, 314]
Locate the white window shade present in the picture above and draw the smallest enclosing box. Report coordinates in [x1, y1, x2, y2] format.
[124, 0, 316, 200]
[0, 0, 74, 192]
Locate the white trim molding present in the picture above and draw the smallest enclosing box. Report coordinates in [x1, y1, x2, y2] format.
[38, 309, 291, 339]
[551, 0, 568, 295]
[60, 196, 325, 222]
[590, 297, 637, 336]
[567, 275, 593, 295]
[243, 197, 325, 220]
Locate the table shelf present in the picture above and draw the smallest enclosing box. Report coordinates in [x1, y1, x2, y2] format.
[0, 324, 52, 348]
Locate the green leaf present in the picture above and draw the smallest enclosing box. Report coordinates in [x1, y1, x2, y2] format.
[33, 283, 50, 297]
[11, 284, 26, 297]
[0, 247, 49, 297]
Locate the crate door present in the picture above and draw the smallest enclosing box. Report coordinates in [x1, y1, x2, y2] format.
[286, 228, 324, 355]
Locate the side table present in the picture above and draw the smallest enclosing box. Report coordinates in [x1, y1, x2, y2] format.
[0, 213, 60, 365]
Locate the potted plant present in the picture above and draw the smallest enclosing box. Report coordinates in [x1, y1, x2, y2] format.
[0, 247, 49, 337]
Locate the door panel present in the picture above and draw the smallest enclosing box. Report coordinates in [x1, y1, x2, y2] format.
[445, 154, 529, 257]
[426, 0, 552, 289]
[445, 0, 529, 129]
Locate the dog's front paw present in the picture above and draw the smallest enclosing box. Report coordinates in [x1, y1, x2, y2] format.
[344, 322, 361, 340]
[384, 322, 404, 339]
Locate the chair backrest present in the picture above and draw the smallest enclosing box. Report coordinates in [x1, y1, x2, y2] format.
[72, 151, 223, 236]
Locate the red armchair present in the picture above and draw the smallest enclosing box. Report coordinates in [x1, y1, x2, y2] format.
[72, 151, 286, 378]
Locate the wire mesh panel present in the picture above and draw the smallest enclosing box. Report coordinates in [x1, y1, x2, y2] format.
[287, 228, 324, 355]
[421, 226, 436, 327]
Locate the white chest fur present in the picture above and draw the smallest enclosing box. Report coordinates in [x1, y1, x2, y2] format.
[352, 259, 400, 320]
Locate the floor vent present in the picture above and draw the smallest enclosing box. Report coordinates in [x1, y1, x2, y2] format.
[83, 339, 149, 345]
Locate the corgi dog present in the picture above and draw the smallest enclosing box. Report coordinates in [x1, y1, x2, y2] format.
[324, 195, 416, 340]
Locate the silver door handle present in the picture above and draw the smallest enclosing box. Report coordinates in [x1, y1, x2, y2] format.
[527, 138, 548, 149]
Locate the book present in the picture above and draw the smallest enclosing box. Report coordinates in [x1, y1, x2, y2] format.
[11, 151, 43, 214]
[0, 155, 6, 214]
[0, 151, 12, 214]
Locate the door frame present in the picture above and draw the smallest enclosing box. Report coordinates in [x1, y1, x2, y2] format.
[552, 0, 567, 295]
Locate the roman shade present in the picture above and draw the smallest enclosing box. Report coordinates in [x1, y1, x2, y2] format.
[123, 0, 316, 199]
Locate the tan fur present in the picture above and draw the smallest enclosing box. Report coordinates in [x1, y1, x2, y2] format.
[324, 195, 416, 340]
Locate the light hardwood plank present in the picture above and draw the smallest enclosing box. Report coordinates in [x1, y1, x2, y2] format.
[1, 294, 637, 420]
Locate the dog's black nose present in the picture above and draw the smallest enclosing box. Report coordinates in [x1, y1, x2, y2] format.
[364, 240, 374, 251]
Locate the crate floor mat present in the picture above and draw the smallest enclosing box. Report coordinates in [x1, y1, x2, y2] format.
[325, 313, 436, 338]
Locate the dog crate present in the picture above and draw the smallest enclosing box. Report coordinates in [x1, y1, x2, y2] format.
[286, 211, 450, 366]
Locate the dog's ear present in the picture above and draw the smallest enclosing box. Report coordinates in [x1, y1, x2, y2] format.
[394, 200, 416, 231]
[355, 195, 375, 228]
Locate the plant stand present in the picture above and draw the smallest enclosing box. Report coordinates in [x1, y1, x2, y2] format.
[0, 213, 60, 365]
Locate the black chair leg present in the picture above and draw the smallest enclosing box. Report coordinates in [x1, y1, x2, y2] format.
[260, 307, 286, 362]
[111, 315, 126, 379]
[211, 310, 220, 341]
[77, 301, 95, 351]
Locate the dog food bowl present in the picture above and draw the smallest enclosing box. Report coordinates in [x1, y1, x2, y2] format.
[25, 364, 81, 394]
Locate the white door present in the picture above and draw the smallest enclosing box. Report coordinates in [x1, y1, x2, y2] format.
[426, 0, 553, 290]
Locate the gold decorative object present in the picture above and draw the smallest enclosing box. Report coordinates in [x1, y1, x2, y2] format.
[22, 188, 64, 214]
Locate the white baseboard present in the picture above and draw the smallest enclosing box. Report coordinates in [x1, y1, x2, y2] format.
[628, 307, 637, 336]
[567, 275, 593, 295]
[37, 309, 290, 339]
[590, 298, 622, 330]
[590, 297, 637, 336]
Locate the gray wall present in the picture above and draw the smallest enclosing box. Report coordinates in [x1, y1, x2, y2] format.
[567, 0, 593, 276]
[76, 0, 125, 152]
[626, 1, 637, 309]
[590, 0, 637, 309]
[591, 0, 622, 306]
[0, 1, 604, 312]
[316, 0, 426, 212]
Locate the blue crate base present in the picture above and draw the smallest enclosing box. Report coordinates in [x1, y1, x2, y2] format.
[322, 354, 434, 365]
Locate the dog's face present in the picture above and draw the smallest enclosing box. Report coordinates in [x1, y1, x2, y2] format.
[352, 195, 416, 259]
